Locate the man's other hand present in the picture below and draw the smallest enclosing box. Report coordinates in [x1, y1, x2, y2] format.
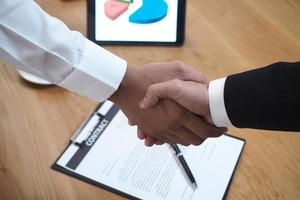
[137, 79, 228, 146]
[110, 62, 226, 146]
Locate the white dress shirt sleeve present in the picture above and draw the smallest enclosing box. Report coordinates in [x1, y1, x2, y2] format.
[208, 77, 232, 127]
[0, 0, 127, 102]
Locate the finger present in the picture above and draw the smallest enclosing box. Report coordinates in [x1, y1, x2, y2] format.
[180, 67, 208, 85]
[144, 135, 159, 145]
[174, 126, 205, 146]
[141, 127, 180, 144]
[141, 61, 208, 85]
[193, 138, 206, 146]
[158, 131, 182, 145]
[167, 132, 187, 145]
[154, 140, 165, 145]
[128, 119, 135, 126]
[140, 80, 180, 109]
[137, 128, 149, 140]
[144, 137, 156, 147]
[150, 137, 167, 145]
[183, 113, 227, 139]
[137, 131, 148, 140]
[137, 129, 162, 145]
[170, 61, 208, 85]
[193, 139, 206, 146]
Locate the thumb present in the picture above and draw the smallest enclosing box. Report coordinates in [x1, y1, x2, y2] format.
[139, 80, 179, 109]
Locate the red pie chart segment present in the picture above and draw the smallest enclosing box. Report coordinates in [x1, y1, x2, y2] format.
[104, 0, 168, 24]
[104, 0, 129, 20]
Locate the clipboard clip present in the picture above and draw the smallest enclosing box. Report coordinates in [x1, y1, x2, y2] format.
[70, 104, 102, 146]
[69, 101, 118, 148]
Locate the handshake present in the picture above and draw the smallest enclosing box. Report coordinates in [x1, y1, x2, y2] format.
[109, 61, 227, 147]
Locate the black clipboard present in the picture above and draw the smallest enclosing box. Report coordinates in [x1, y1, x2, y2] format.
[87, 0, 186, 46]
[52, 103, 245, 200]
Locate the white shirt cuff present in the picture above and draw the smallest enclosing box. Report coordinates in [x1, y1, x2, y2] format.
[59, 38, 127, 102]
[208, 77, 232, 127]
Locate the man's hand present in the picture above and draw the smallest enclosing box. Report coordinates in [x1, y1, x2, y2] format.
[109, 62, 226, 146]
[140, 80, 214, 125]
[137, 80, 227, 146]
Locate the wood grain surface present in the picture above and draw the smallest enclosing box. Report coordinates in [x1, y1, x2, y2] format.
[0, 0, 300, 199]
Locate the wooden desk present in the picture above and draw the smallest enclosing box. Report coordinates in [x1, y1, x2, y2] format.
[1, 0, 300, 199]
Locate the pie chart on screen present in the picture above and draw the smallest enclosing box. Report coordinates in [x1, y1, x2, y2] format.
[104, 0, 168, 24]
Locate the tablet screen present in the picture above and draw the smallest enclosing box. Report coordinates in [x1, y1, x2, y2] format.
[94, 0, 181, 44]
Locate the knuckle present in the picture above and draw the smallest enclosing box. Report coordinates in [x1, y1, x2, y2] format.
[173, 61, 188, 77]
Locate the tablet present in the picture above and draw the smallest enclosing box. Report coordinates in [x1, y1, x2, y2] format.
[87, 0, 186, 45]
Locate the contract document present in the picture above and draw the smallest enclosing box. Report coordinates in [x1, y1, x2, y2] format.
[52, 101, 245, 200]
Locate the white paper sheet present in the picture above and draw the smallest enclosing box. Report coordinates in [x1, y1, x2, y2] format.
[55, 102, 244, 200]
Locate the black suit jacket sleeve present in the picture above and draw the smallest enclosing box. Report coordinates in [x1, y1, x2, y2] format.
[224, 62, 300, 131]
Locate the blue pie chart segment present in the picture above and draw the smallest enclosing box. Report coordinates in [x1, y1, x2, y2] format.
[129, 0, 168, 24]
